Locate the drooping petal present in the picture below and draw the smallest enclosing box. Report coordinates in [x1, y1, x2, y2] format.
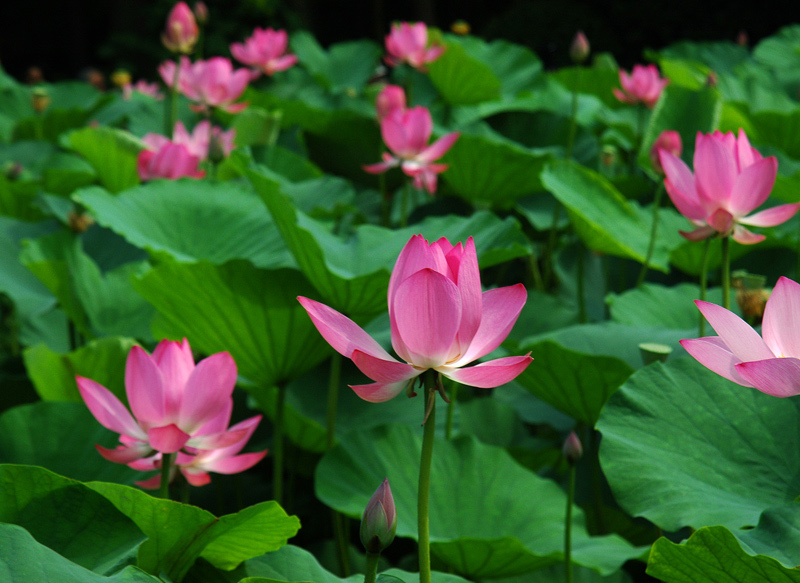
[738, 203, 800, 227]
[762, 276, 800, 358]
[298, 296, 394, 360]
[197, 450, 268, 474]
[439, 354, 533, 388]
[728, 157, 777, 215]
[125, 346, 167, 430]
[731, 224, 765, 245]
[694, 300, 775, 362]
[177, 351, 237, 433]
[147, 424, 191, 453]
[182, 469, 212, 486]
[392, 268, 461, 368]
[351, 350, 419, 383]
[660, 151, 705, 220]
[77, 376, 147, 440]
[418, 132, 459, 163]
[363, 159, 398, 174]
[349, 380, 409, 403]
[735, 357, 800, 397]
[679, 337, 751, 386]
[185, 427, 249, 450]
[96, 441, 153, 464]
[679, 225, 717, 241]
[452, 284, 527, 366]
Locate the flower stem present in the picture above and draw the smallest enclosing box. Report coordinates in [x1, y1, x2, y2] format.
[364, 551, 381, 583]
[159, 452, 174, 500]
[326, 353, 351, 576]
[166, 57, 181, 136]
[379, 171, 390, 227]
[566, 66, 581, 161]
[445, 382, 458, 440]
[401, 180, 412, 228]
[636, 182, 665, 287]
[721, 236, 731, 310]
[576, 244, 587, 324]
[273, 383, 286, 505]
[564, 462, 576, 583]
[419, 371, 438, 583]
[699, 238, 711, 337]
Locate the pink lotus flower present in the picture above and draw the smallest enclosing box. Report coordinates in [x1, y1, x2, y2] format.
[613, 64, 668, 108]
[159, 56, 249, 113]
[230, 27, 298, 77]
[137, 141, 205, 181]
[682, 276, 800, 397]
[144, 121, 235, 161]
[364, 106, 459, 194]
[298, 235, 532, 403]
[123, 80, 164, 101]
[376, 85, 406, 121]
[132, 415, 267, 488]
[659, 129, 800, 244]
[77, 339, 245, 464]
[650, 129, 682, 175]
[162, 2, 199, 54]
[385, 22, 445, 70]
[361, 478, 397, 553]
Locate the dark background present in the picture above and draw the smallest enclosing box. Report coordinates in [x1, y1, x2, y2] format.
[0, 0, 789, 82]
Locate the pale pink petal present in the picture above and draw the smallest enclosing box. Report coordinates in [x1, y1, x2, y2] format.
[418, 132, 459, 163]
[762, 277, 800, 358]
[193, 400, 233, 437]
[613, 87, 634, 104]
[728, 157, 778, 216]
[152, 339, 195, 418]
[147, 424, 190, 453]
[738, 203, 800, 227]
[731, 224, 765, 245]
[125, 346, 166, 429]
[177, 352, 237, 433]
[268, 54, 298, 74]
[392, 268, 461, 368]
[198, 450, 268, 474]
[77, 376, 146, 439]
[96, 442, 153, 464]
[349, 380, 409, 402]
[298, 297, 394, 360]
[182, 469, 212, 486]
[186, 428, 248, 450]
[694, 300, 775, 362]
[404, 107, 433, 154]
[197, 415, 262, 457]
[448, 238, 482, 356]
[440, 354, 533, 388]
[694, 134, 737, 207]
[660, 151, 705, 220]
[363, 160, 398, 174]
[735, 358, 800, 397]
[734, 128, 758, 170]
[679, 337, 751, 386]
[423, 45, 446, 63]
[679, 225, 717, 241]
[381, 114, 410, 157]
[388, 235, 448, 310]
[453, 284, 527, 366]
[351, 350, 419, 383]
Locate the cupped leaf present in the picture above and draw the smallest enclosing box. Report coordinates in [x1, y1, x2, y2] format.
[647, 526, 800, 583]
[0, 524, 160, 583]
[316, 425, 644, 579]
[598, 358, 800, 532]
[75, 182, 295, 270]
[513, 340, 634, 426]
[67, 127, 144, 193]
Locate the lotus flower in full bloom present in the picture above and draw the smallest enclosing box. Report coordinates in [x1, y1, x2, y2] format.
[385, 22, 445, 70]
[298, 235, 533, 403]
[143, 121, 235, 161]
[77, 339, 249, 464]
[659, 129, 800, 244]
[159, 56, 249, 113]
[123, 80, 164, 101]
[682, 276, 800, 397]
[137, 140, 205, 181]
[162, 2, 199, 54]
[363, 106, 459, 194]
[613, 64, 668, 108]
[230, 27, 298, 77]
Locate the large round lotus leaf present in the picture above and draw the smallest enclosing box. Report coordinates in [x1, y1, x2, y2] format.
[598, 358, 800, 532]
[316, 424, 643, 579]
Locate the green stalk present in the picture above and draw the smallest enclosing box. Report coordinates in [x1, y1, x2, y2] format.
[166, 57, 181, 136]
[576, 244, 586, 324]
[699, 238, 711, 337]
[445, 382, 458, 440]
[721, 236, 731, 310]
[273, 383, 287, 505]
[379, 171, 390, 227]
[364, 551, 381, 583]
[401, 180, 412, 228]
[565, 66, 581, 161]
[159, 452, 174, 500]
[418, 371, 438, 583]
[565, 463, 576, 583]
[631, 104, 646, 174]
[636, 182, 665, 287]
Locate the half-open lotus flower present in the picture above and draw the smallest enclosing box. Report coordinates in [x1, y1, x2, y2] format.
[682, 276, 800, 397]
[659, 129, 800, 244]
[299, 235, 533, 403]
[159, 56, 249, 113]
[385, 22, 445, 70]
[77, 339, 247, 464]
[137, 140, 205, 181]
[230, 27, 298, 77]
[613, 64, 667, 108]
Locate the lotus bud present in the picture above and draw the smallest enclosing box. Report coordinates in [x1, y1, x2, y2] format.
[733, 271, 770, 324]
[650, 130, 682, 175]
[360, 478, 397, 554]
[563, 431, 583, 465]
[193, 1, 208, 24]
[32, 88, 50, 113]
[162, 2, 199, 54]
[570, 31, 590, 64]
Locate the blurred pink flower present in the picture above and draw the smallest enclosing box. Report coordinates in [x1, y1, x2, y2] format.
[659, 129, 799, 244]
[77, 339, 244, 464]
[650, 129, 682, 175]
[613, 64, 668, 108]
[682, 276, 800, 397]
[123, 80, 164, 101]
[299, 235, 532, 403]
[162, 2, 199, 54]
[137, 141, 205, 181]
[376, 85, 406, 121]
[145, 121, 235, 160]
[159, 56, 249, 113]
[364, 106, 459, 194]
[385, 22, 445, 70]
[230, 27, 298, 77]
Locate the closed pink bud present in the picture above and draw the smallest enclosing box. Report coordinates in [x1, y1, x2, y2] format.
[569, 31, 590, 64]
[563, 431, 583, 465]
[376, 85, 406, 121]
[650, 130, 682, 175]
[360, 478, 397, 553]
[193, 1, 208, 24]
[162, 2, 199, 54]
